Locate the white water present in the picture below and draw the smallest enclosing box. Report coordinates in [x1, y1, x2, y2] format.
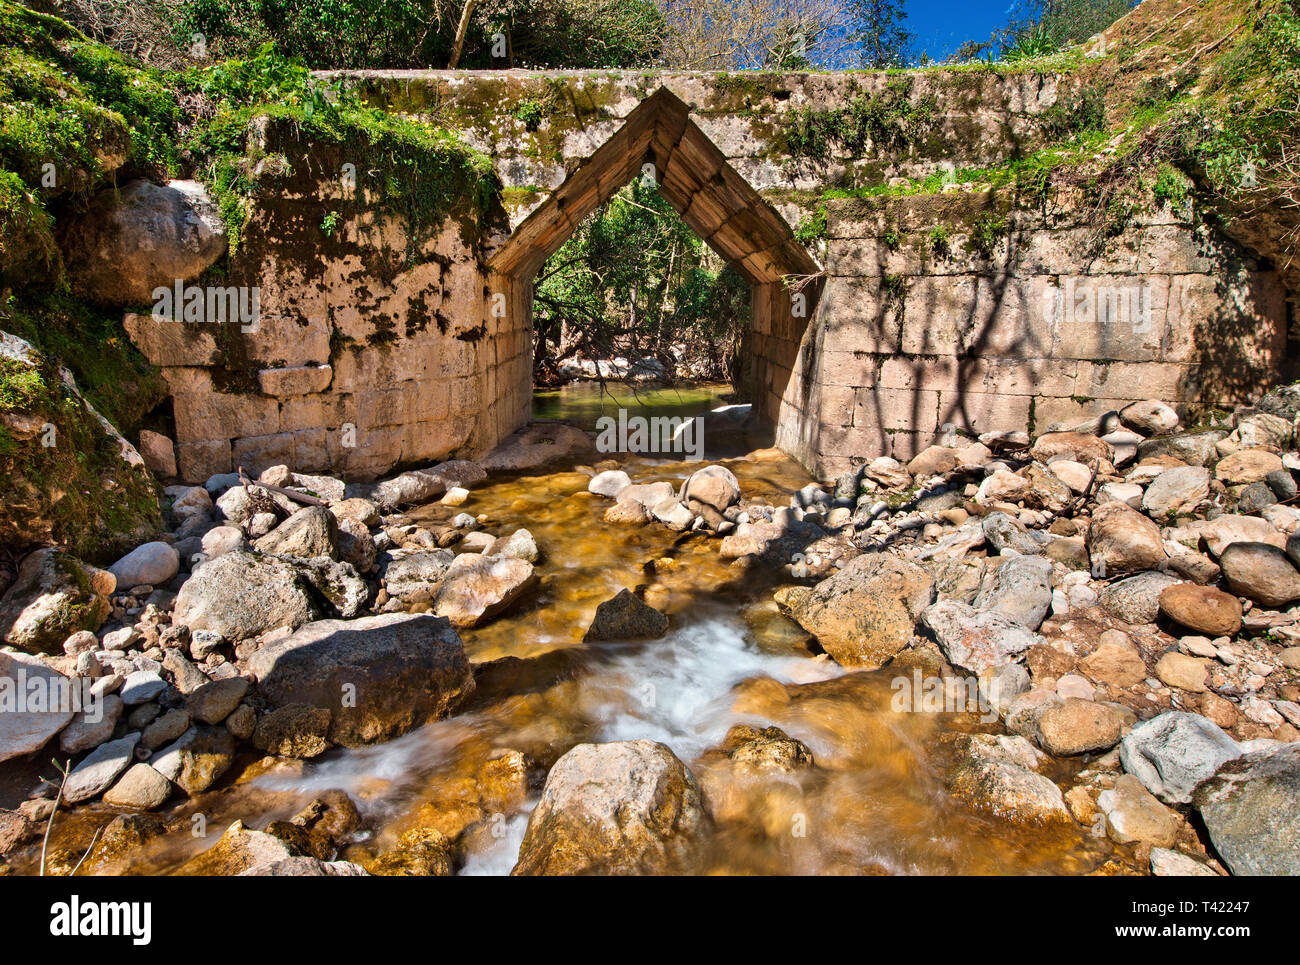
[253, 602, 842, 873]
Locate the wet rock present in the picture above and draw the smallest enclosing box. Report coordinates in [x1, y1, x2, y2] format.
[680, 465, 741, 513]
[946, 733, 1069, 825]
[1194, 742, 1300, 875]
[151, 724, 235, 795]
[1219, 542, 1300, 607]
[108, 542, 179, 589]
[1158, 584, 1242, 636]
[513, 740, 707, 876]
[1036, 698, 1126, 755]
[1087, 502, 1166, 577]
[64, 734, 140, 803]
[248, 613, 473, 747]
[786, 553, 933, 669]
[921, 600, 1044, 675]
[367, 827, 454, 876]
[1099, 774, 1181, 848]
[0, 650, 76, 762]
[242, 856, 370, 876]
[486, 528, 539, 563]
[588, 470, 631, 498]
[973, 555, 1053, 630]
[1141, 466, 1209, 519]
[0, 548, 115, 654]
[1099, 571, 1182, 625]
[584, 589, 669, 641]
[724, 725, 815, 771]
[176, 821, 295, 876]
[102, 763, 172, 810]
[253, 703, 332, 758]
[254, 506, 338, 560]
[1119, 712, 1241, 804]
[174, 552, 318, 642]
[432, 554, 537, 628]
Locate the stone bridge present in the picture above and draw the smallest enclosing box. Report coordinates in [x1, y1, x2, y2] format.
[124, 69, 1289, 482]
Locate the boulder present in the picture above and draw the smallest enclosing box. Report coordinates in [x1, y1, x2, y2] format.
[248, 613, 473, 747]
[1098, 571, 1182, 625]
[184, 677, 250, 725]
[64, 734, 140, 803]
[786, 553, 934, 669]
[1140, 466, 1209, 519]
[1031, 431, 1112, 465]
[1215, 448, 1284, 485]
[1154, 652, 1209, 693]
[253, 703, 332, 758]
[1136, 429, 1227, 467]
[173, 552, 318, 642]
[1202, 514, 1285, 557]
[921, 600, 1044, 676]
[102, 763, 172, 810]
[0, 548, 114, 654]
[1120, 400, 1179, 435]
[59, 695, 124, 755]
[973, 554, 1053, 630]
[583, 589, 669, 641]
[176, 821, 296, 876]
[253, 506, 338, 561]
[380, 550, 455, 604]
[946, 733, 1069, 824]
[1158, 584, 1242, 636]
[1099, 774, 1181, 848]
[108, 542, 179, 589]
[1193, 743, 1300, 875]
[61, 179, 227, 305]
[512, 741, 708, 875]
[485, 528, 539, 563]
[482, 423, 594, 472]
[679, 465, 741, 513]
[432, 555, 537, 628]
[1087, 502, 1166, 577]
[1036, 698, 1126, 755]
[151, 724, 236, 795]
[0, 650, 77, 762]
[587, 470, 631, 498]
[1219, 542, 1300, 607]
[1119, 712, 1241, 804]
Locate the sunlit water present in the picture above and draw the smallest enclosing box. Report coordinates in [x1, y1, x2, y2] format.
[12, 390, 1123, 876]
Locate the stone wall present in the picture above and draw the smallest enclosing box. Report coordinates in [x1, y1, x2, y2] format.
[126, 70, 1292, 483]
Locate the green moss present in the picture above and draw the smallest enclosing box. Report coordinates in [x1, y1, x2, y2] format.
[777, 77, 940, 162]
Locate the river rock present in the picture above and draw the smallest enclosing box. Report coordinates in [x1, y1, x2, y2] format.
[946, 733, 1069, 824]
[1193, 742, 1300, 875]
[1079, 641, 1148, 688]
[0, 650, 77, 762]
[973, 554, 1053, 630]
[1219, 542, 1300, 607]
[173, 552, 318, 642]
[1031, 431, 1112, 465]
[1136, 429, 1226, 467]
[1099, 774, 1181, 848]
[1150, 847, 1218, 876]
[0, 548, 115, 654]
[150, 724, 235, 795]
[177, 821, 295, 876]
[486, 528, 539, 563]
[1202, 514, 1285, 557]
[1036, 698, 1127, 755]
[1141, 466, 1209, 519]
[1120, 400, 1179, 435]
[254, 506, 338, 560]
[64, 734, 140, 803]
[786, 552, 933, 668]
[584, 589, 669, 641]
[381, 550, 454, 604]
[680, 465, 741, 512]
[512, 740, 708, 875]
[483, 423, 594, 472]
[330, 497, 380, 528]
[1216, 448, 1284, 485]
[141, 708, 190, 750]
[253, 703, 332, 758]
[432, 554, 537, 628]
[120, 670, 167, 705]
[1119, 711, 1241, 804]
[650, 497, 693, 531]
[59, 695, 124, 755]
[1158, 584, 1242, 636]
[108, 542, 179, 589]
[248, 613, 473, 746]
[921, 600, 1043, 675]
[102, 763, 172, 810]
[1099, 571, 1183, 625]
[289, 557, 369, 619]
[184, 676, 250, 725]
[1087, 502, 1166, 577]
[588, 470, 631, 498]
[335, 517, 376, 573]
[982, 512, 1048, 555]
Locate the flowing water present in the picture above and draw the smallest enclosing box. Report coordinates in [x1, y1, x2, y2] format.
[16, 388, 1123, 876]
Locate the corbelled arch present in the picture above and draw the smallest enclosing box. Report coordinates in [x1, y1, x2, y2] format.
[483, 88, 824, 456]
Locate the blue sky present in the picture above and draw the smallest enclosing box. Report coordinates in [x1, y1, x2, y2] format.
[903, 0, 1022, 61]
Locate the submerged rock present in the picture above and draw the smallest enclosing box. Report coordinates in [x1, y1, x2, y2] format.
[946, 733, 1069, 825]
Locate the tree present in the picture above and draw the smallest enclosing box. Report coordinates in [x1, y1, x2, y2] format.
[657, 0, 859, 70]
[847, 0, 912, 68]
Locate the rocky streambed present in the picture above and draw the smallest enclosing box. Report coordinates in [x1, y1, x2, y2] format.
[3, 392, 1300, 876]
